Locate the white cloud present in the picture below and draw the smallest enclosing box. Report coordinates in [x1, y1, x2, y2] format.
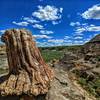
[64, 36, 70, 39]
[82, 4, 100, 19]
[48, 39, 66, 46]
[48, 39, 64, 43]
[74, 36, 83, 39]
[87, 26, 100, 31]
[47, 39, 73, 46]
[32, 5, 63, 21]
[33, 35, 52, 39]
[52, 21, 61, 25]
[12, 21, 29, 26]
[70, 22, 80, 26]
[60, 8, 63, 13]
[40, 30, 53, 34]
[36, 41, 49, 47]
[75, 27, 86, 34]
[12, 5, 63, 32]
[0, 30, 5, 34]
[52, 21, 59, 25]
[23, 17, 39, 23]
[36, 37, 87, 47]
[75, 25, 100, 34]
[64, 39, 72, 43]
[74, 40, 84, 44]
[32, 24, 44, 29]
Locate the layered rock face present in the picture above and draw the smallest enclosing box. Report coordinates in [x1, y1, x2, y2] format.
[72, 34, 100, 70]
[0, 32, 99, 100]
[0, 29, 53, 98]
[0, 46, 7, 69]
[59, 34, 100, 99]
[59, 35, 100, 70]
[82, 34, 100, 56]
[46, 34, 100, 100]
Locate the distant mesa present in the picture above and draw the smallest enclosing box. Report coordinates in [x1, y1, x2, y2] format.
[89, 34, 100, 43]
[83, 34, 100, 55]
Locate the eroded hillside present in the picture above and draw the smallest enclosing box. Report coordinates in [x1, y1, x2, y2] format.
[0, 34, 100, 100]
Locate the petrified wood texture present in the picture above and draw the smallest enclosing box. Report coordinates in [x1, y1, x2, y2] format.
[0, 29, 53, 96]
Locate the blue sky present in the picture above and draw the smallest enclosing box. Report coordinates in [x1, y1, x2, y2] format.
[0, 0, 100, 47]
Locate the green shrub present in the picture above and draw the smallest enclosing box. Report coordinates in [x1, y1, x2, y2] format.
[78, 78, 87, 86]
[78, 77, 100, 98]
[87, 84, 96, 95]
[94, 79, 100, 88]
[97, 56, 100, 61]
[0, 68, 8, 74]
[41, 50, 64, 62]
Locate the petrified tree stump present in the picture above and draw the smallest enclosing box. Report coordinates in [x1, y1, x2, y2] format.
[0, 29, 53, 98]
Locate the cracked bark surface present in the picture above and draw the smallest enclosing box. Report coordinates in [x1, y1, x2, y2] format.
[0, 29, 53, 98]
